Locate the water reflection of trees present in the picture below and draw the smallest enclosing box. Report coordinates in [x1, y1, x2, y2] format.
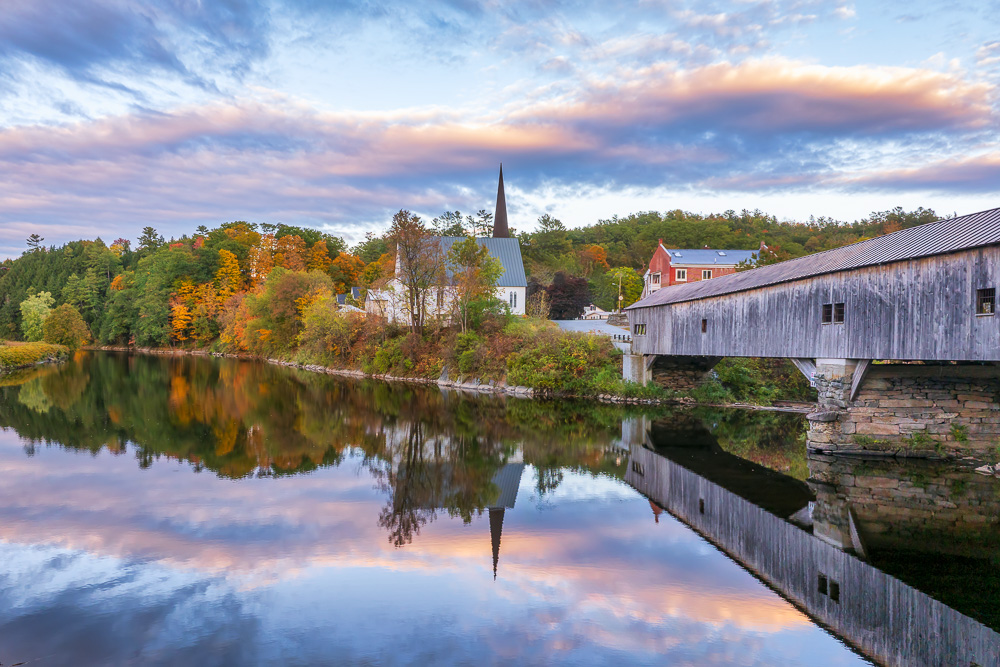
[0, 352, 640, 537]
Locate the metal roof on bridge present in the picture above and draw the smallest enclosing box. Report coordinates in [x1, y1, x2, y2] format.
[628, 206, 1000, 309]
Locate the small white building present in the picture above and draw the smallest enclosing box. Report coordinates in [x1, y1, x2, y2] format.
[582, 304, 610, 320]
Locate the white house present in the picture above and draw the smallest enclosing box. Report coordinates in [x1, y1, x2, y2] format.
[581, 304, 610, 320]
[366, 165, 527, 322]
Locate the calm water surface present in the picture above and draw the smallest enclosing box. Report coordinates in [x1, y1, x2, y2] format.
[0, 352, 995, 666]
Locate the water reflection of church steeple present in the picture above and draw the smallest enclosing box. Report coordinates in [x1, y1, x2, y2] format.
[487, 462, 523, 581]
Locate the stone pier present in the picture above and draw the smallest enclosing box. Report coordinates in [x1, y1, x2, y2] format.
[807, 361, 1000, 459]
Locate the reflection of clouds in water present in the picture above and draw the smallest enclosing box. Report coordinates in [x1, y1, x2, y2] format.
[0, 434, 864, 665]
[0, 543, 259, 666]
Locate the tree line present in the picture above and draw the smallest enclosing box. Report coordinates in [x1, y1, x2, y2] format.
[0, 205, 941, 344]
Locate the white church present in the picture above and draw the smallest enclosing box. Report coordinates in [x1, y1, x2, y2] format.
[366, 166, 527, 321]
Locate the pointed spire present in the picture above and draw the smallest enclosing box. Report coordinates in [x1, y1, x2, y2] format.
[493, 164, 509, 238]
[489, 507, 505, 580]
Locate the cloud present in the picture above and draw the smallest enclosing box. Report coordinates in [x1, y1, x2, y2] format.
[0, 0, 273, 93]
[844, 153, 1000, 193]
[0, 57, 994, 248]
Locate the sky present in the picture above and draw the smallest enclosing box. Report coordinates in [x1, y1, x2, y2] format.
[1, 0, 998, 258]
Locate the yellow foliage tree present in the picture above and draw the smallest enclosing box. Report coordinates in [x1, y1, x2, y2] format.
[170, 301, 193, 342]
[215, 249, 243, 298]
[307, 240, 333, 273]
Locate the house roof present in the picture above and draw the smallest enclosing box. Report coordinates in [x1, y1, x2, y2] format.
[336, 287, 362, 304]
[436, 236, 527, 287]
[657, 247, 758, 266]
[630, 206, 1000, 309]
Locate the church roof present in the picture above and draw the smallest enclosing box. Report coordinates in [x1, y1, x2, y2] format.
[436, 236, 527, 287]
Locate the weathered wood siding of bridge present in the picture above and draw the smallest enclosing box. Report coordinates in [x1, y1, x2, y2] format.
[628, 246, 1000, 361]
[625, 444, 1000, 667]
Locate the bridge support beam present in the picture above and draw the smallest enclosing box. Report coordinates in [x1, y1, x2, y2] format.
[807, 362, 1000, 459]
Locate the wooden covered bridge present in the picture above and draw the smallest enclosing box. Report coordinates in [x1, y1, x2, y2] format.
[625, 207, 1000, 456]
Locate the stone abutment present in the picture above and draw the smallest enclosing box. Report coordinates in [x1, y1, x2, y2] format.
[808, 362, 1000, 459]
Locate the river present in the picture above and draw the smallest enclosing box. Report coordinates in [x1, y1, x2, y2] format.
[0, 351, 996, 666]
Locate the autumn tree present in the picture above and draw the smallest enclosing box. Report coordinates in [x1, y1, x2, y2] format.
[330, 252, 364, 294]
[390, 209, 442, 332]
[43, 304, 90, 349]
[446, 237, 504, 333]
[307, 240, 334, 273]
[274, 235, 307, 271]
[579, 244, 610, 277]
[247, 234, 276, 289]
[215, 249, 243, 298]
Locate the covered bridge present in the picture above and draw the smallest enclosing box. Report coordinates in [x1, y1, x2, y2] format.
[624, 207, 1000, 458]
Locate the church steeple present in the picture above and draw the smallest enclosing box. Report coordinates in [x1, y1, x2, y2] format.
[493, 164, 509, 238]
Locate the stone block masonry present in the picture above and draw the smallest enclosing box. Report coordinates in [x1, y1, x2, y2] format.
[649, 355, 720, 392]
[808, 453, 1000, 558]
[809, 363, 1000, 459]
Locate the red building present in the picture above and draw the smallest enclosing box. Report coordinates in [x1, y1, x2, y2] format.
[641, 240, 761, 298]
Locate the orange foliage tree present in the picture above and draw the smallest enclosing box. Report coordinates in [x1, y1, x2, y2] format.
[248, 234, 276, 289]
[330, 252, 365, 293]
[307, 240, 334, 273]
[579, 244, 610, 277]
[274, 235, 307, 271]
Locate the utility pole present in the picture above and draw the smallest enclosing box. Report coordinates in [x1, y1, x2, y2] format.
[617, 272, 623, 313]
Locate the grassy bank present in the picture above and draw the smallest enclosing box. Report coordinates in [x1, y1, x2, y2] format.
[0, 341, 70, 371]
[287, 316, 665, 399]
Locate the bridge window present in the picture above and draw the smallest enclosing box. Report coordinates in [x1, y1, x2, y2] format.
[977, 288, 995, 315]
[698, 498, 705, 514]
[701, 319, 707, 333]
[822, 303, 846, 324]
[702, 269, 712, 280]
[817, 574, 828, 595]
[675, 268, 687, 281]
[633, 323, 646, 336]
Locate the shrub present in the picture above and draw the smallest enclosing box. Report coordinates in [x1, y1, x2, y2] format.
[506, 332, 619, 393]
[0, 342, 69, 369]
[43, 304, 91, 350]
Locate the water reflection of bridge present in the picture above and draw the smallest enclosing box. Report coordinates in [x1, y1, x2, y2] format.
[623, 417, 1000, 667]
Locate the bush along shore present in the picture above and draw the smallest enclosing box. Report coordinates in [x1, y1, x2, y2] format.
[92, 314, 816, 407]
[0, 341, 70, 372]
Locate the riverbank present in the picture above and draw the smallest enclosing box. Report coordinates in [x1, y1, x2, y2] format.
[87, 343, 816, 413]
[0, 341, 70, 372]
